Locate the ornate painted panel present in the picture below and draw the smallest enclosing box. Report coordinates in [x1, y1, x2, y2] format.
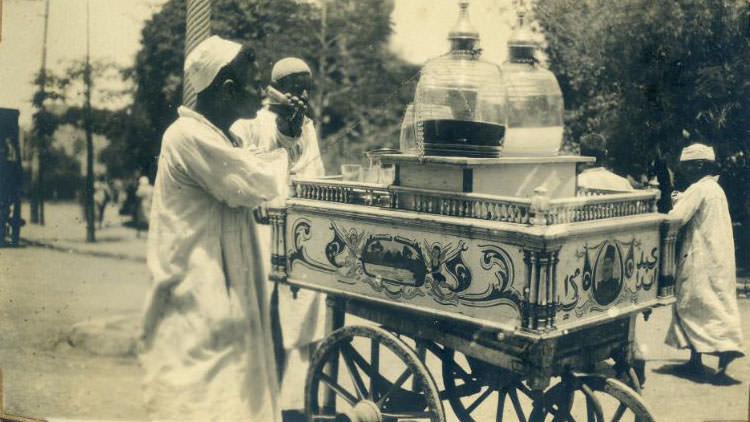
[555, 229, 661, 329]
[285, 210, 526, 329]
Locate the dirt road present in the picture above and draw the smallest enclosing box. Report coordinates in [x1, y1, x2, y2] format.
[1, 245, 748, 421]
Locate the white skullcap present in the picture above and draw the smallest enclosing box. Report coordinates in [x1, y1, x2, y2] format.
[680, 143, 715, 162]
[139, 176, 149, 185]
[271, 57, 311, 82]
[184, 35, 242, 94]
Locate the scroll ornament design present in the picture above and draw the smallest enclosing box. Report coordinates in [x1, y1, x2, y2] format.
[288, 218, 520, 314]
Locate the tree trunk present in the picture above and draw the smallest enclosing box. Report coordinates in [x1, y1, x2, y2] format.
[85, 0, 95, 242]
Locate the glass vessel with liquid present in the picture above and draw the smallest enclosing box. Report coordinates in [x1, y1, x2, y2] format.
[412, 1, 507, 158]
[501, 4, 564, 156]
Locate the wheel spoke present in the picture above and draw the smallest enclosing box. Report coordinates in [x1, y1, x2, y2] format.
[370, 337, 379, 400]
[586, 396, 596, 422]
[377, 368, 414, 406]
[516, 381, 534, 399]
[496, 390, 507, 422]
[340, 343, 368, 400]
[466, 385, 494, 414]
[555, 387, 577, 422]
[318, 372, 357, 405]
[508, 388, 528, 422]
[413, 342, 427, 390]
[549, 401, 578, 422]
[450, 361, 473, 382]
[610, 403, 627, 422]
[449, 380, 483, 397]
[345, 342, 377, 379]
[581, 384, 603, 422]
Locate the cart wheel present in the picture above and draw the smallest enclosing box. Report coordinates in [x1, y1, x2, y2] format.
[529, 374, 655, 422]
[442, 349, 535, 422]
[305, 325, 445, 422]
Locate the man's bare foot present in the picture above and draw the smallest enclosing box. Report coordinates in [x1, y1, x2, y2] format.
[716, 352, 740, 376]
[712, 372, 741, 386]
[673, 356, 705, 376]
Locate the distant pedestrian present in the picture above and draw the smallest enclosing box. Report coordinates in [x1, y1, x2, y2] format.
[93, 177, 111, 229]
[665, 143, 745, 384]
[135, 176, 153, 230]
[111, 179, 124, 206]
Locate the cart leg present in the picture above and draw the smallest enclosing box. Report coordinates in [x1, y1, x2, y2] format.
[412, 341, 427, 390]
[322, 296, 345, 414]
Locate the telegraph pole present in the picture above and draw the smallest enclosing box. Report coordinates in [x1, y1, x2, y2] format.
[31, 0, 50, 225]
[84, 0, 95, 242]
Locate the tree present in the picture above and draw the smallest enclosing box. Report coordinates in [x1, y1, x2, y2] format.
[535, 0, 749, 208]
[116, 0, 418, 178]
[535, 0, 750, 265]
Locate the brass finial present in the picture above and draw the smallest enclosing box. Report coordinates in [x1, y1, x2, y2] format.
[448, 0, 479, 42]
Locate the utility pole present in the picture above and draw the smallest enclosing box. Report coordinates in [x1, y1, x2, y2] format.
[84, 0, 95, 242]
[31, 0, 50, 225]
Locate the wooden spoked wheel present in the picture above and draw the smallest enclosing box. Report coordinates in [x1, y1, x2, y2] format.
[441, 349, 536, 422]
[529, 374, 654, 422]
[305, 325, 445, 422]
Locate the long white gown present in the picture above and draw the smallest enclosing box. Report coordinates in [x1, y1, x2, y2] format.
[232, 108, 327, 410]
[665, 176, 745, 356]
[140, 106, 292, 421]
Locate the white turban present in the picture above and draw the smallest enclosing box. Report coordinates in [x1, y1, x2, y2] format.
[680, 143, 715, 162]
[271, 57, 311, 83]
[184, 35, 242, 94]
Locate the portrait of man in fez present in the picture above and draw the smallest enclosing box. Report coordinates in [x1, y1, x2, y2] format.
[593, 243, 623, 305]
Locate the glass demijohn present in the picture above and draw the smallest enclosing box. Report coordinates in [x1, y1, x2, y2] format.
[501, 2, 564, 156]
[412, 0, 507, 158]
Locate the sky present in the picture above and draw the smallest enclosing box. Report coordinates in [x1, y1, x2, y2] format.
[0, 0, 517, 127]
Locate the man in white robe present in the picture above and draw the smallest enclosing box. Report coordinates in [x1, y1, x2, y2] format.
[139, 36, 307, 421]
[665, 143, 745, 383]
[231, 57, 326, 419]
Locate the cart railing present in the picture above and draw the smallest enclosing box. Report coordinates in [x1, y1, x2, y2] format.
[292, 178, 659, 225]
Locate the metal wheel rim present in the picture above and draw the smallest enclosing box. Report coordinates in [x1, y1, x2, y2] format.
[529, 374, 655, 422]
[305, 325, 446, 422]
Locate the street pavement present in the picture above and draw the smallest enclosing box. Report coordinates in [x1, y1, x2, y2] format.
[19, 201, 147, 262]
[0, 201, 748, 421]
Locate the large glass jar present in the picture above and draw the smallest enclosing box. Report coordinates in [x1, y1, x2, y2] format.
[413, 1, 507, 158]
[501, 8, 564, 156]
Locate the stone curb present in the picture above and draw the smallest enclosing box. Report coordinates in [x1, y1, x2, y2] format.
[19, 238, 146, 264]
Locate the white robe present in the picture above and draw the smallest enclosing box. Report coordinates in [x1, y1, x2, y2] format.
[665, 176, 745, 355]
[578, 167, 635, 192]
[140, 106, 291, 422]
[231, 108, 326, 410]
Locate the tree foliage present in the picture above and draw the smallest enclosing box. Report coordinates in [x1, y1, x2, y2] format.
[117, 0, 418, 177]
[534, 0, 750, 218]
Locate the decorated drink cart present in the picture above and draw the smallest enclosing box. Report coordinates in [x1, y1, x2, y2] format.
[267, 2, 679, 421]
